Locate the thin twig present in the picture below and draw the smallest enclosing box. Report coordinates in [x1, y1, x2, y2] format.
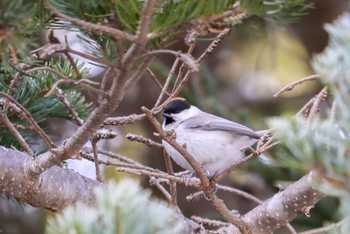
[155, 57, 181, 107]
[63, 51, 82, 79]
[10, 65, 29, 90]
[139, 50, 199, 72]
[91, 128, 118, 142]
[124, 57, 154, 89]
[170, 28, 231, 99]
[81, 151, 159, 173]
[0, 114, 34, 156]
[99, 67, 112, 103]
[26, 66, 71, 80]
[104, 98, 182, 127]
[186, 191, 206, 202]
[62, 36, 82, 79]
[0, 92, 56, 149]
[55, 88, 84, 126]
[307, 87, 328, 121]
[146, 7, 246, 40]
[126, 133, 163, 148]
[66, 47, 114, 66]
[45, 78, 107, 97]
[146, 27, 231, 117]
[192, 216, 228, 227]
[116, 167, 197, 185]
[0, 99, 23, 117]
[273, 75, 319, 98]
[217, 185, 262, 204]
[149, 177, 171, 201]
[164, 150, 177, 206]
[104, 114, 145, 126]
[146, 68, 170, 95]
[39, 42, 114, 66]
[297, 97, 316, 117]
[4, 65, 29, 112]
[172, 39, 197, 92]
[298, 216, 350, 234]
[256, 131, 273, 150]
[84, 148, 142, 166]
[196, 28, 231, 62]
[44, 0, 135, 42]
[14, 124, 34, 131]
[91, 141, 104, 182]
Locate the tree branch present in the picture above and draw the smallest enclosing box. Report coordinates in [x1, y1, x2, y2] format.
[44, 0, 136, 42]
[0, 113, 34, 155]
[25, 0, 157, 180]
[0, 146, 103, 211]
[0, 92, 56, 149]
[273, 75, 319, 98]
[242, 170, 324, 234]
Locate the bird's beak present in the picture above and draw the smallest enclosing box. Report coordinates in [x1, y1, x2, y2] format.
[162, 112, 171, 118]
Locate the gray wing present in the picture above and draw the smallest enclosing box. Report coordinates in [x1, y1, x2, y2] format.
[182, 113, 261, 139]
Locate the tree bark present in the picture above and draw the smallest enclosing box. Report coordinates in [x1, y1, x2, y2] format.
[0, 145, 325, 233]
[0, 146, 104, 211]
[217, 170, 325, 233]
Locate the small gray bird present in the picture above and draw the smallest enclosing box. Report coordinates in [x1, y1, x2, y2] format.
[162, 100, 265, 178]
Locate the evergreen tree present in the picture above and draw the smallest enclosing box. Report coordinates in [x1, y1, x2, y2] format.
[1, 0, 348, 233]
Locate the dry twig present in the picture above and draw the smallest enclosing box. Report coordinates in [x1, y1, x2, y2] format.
[164, 150, 177, 206]
[273, 75, 319, 97]
[307, 87, 328, 120]
[126, 133, 163, 148]
[149, 177, 171, 201]
[0, 92, 56, 149]
[0, 114, 34, 155]
[298, 216, 350, 234]
[91, 141, 104, 182]
[55, 88, 84, 126]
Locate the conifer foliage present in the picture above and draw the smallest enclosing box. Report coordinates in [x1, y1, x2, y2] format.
[2, 0, 349, 233]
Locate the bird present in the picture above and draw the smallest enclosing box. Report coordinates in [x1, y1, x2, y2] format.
[162, 99, 266, 178]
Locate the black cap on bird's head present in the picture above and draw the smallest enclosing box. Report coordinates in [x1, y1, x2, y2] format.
[162, 100, 191, 125]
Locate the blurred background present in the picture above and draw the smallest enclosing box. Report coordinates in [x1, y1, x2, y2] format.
[1, 0, 350, 233]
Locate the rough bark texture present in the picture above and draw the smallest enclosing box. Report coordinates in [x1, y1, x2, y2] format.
[217, 170, 325, 233]
[0, 146, 104, 211]
[243, 170, 324, 233]
[0, 145, 325, 232]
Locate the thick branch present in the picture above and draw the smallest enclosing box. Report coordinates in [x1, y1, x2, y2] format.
[215, 170, 325, 233]
[0, 146, 103, 210]
[243, 170, 325, 233]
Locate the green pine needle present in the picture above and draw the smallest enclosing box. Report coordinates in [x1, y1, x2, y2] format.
[0, 60, 91, 152]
